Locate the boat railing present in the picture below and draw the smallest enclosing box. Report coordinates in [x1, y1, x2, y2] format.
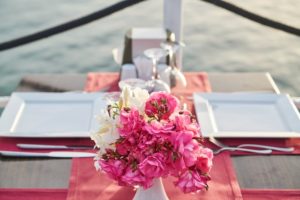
[0, 0, 300, 52]
[0, 0, 299, 104]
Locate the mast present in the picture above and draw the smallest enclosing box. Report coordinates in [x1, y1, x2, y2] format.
[164, 0, 184, 69]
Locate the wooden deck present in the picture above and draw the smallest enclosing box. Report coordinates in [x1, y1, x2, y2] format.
[1, 72, 299, 189]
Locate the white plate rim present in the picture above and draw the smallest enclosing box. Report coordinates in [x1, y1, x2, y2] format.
[193, 92, 300, 138]
[0, 92, 107, 138]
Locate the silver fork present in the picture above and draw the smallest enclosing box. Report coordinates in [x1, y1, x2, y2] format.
[210, 137, 294, 152]
[237, 144, 294, 152]
[210, 137, 272, 155]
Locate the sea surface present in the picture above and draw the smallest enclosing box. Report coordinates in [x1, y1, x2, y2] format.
[0, 0, 299, 96]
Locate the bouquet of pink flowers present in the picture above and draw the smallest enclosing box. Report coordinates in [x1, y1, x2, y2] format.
[91, 87, 213, 193]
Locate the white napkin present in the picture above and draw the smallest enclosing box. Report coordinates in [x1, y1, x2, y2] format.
[133, 56, 153, 81]
[120, 64, 137, 80]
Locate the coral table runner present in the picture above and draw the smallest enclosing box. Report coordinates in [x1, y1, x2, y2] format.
[0, 188, 67, 200]
[66, 72, 243, 200]
[67, 152, 242, 200]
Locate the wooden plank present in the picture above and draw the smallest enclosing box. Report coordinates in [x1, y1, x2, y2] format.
[15, 72, 280, 93]
[0, 158, 71, 188]
[208, 72, 280, 93]
[16, 74, 86, 92]
[232, 155, 300, 189]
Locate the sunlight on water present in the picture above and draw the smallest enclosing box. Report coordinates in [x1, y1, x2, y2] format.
[0, 0, 299, 96]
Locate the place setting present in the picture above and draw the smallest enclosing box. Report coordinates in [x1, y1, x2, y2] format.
[192, 92, 300, 155]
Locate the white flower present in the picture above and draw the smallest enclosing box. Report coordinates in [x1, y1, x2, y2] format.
[90, 127, 119, 156]
[120, 86, 130, 108]
[90, 110, 120, 156]
[129, 87, 150, 112]
[120, 86, 149, 113]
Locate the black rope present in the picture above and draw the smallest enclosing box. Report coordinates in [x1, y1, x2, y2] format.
[201, 0, 300, 37]
[0, 0, 146, 52]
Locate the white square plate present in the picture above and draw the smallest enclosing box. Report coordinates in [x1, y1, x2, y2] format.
[0, 92, 107, 138]
[193, 93, 300, 138]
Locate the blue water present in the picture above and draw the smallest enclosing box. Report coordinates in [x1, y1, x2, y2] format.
[0, 0, 299, 96]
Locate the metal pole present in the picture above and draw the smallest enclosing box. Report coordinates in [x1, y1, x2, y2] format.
[163, 0, 184, 69]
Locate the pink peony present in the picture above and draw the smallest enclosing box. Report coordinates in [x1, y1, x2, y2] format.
[122, 168, 153, 189]
[99, 159, 125, 181]
[175, 170, 209, 193]
[145, 92, 179, 120]
[118, 107, 144, 137]
[139, 153, 166, 178]
[195, 148, 213, 174]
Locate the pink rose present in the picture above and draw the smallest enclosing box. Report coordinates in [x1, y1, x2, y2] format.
[122, 168, 153, 189]
[195, 148, 213, 173]
[116, 141, 130, 156]
[118, 107, 144, 137]
[137, 131, 156, 150]
[144, 120, 174, 136]
[139, 153, 166, 178]
[145, 92, 179, 120]
[173, 111, 201, 137]
[171, 131, 199, 169]
[99, 159, 125, 181]
[175, 170, 210, 193]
